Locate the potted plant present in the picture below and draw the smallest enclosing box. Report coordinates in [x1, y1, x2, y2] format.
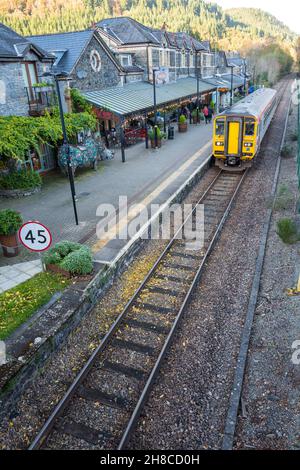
[42, 241, 94, 278]
[191, 108, 200, 124]
[178, 114, 188, 132]
[32, 82, 54, 93]
[148, 127, 165, 148]
[0, 209, 23, 257]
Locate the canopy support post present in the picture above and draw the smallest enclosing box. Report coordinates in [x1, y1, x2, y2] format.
[120, 118, 126, 163]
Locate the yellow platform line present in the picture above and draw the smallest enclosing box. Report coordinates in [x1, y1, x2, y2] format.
[92, 140, 212, 253]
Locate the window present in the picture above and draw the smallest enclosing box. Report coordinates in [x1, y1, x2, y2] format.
[244, 119, 255, 136]
[120, 55, 132, 67]
[22, 62, 38, 102]
[90, 50, 101, 72]
[215, 119, 225, 136]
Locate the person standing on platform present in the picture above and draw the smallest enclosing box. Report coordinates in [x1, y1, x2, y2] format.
[203, 105, 209, 124]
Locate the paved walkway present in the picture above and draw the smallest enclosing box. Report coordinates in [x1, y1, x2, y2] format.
[0, 121, 213, 274]
[0, 260, 43, 293]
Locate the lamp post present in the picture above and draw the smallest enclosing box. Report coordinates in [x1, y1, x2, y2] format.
[44, 71, 79, 225]
[152, 68, 158, 148]
[230, 65, 234, 107]
[243, 58, 247, 96]
[215, 86, 220, 114]
[196, 51, 200, 124]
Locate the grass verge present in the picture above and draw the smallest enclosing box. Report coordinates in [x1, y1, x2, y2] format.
[0, 272, 71, 340]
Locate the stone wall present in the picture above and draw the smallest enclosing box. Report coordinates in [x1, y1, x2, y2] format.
[72, 36, 121, 92]
[0, 62, 28, 116]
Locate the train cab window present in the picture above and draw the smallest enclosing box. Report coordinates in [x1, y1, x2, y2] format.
[245, 119, 255, 136]
[215, 119, 225, 136]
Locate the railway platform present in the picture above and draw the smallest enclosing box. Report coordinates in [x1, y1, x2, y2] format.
[0, 121, 213, 276]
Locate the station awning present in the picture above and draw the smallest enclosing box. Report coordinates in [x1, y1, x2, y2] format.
[202, 74, 245, 91]
[83, 77, 216, 117]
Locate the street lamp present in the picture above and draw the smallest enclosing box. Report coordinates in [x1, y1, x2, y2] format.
[43, 71, 79, 226]
[243, 58, 247, 96]
[230, 65, 234, 107]
[152, 68, 159, 148]
[196, 51, 200, 124]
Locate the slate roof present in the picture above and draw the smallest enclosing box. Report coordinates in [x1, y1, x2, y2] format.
[28, 29, 94, 74]
[0, 22, 53, 60]
[226, 57, 245, 67]
[97, 17, 160, 45]
[97, 17, 208, 52]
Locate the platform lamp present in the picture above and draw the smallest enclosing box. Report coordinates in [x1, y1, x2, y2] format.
[243, 58, 247, 96]
[230, 65, 234, 107]
[43, 70, 79, 226]
[152, 67, 159, 148]
[195, 50, 200, 124]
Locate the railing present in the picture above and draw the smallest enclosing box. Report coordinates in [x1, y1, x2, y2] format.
[25, 85, 56, 116]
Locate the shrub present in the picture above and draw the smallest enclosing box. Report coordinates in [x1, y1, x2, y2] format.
[179, 114, 187, 124]
[276, 218, 299, 244]
[191, 109, 199, 117]
[0, 209, 23, 235]
[42, 240, 93, 275]
[70, 88, 92, 113]
[273, 184, 294, 211]
[148, 127, 165, 140]
[42, 249, 62, 265]
[60, 246, 93, 275]
[0, 170, 42, 190]
[54, 240, 82, 257]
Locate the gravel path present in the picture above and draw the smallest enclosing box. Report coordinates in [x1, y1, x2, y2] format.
[127, 80, 295, 450]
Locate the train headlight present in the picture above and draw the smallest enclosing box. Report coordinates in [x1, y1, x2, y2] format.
[244, 142, 253, 147]
[216, 141, 224, 146]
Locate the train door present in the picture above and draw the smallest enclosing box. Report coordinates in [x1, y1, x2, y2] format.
[226, 118, 242, 156]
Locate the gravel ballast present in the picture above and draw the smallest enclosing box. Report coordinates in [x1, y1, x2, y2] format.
[127, 79, 297, 450]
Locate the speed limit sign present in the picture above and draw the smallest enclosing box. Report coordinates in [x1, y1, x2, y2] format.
[19, 221, 52, 252]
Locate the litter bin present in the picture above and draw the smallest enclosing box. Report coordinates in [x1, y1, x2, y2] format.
[168, 126, 175, 140]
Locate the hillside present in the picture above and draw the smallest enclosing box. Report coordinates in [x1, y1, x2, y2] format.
[0, 1, 297, 55]
[226, 7, 296, 44]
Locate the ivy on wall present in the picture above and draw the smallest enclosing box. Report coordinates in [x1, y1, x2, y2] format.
[0, 109, 97, 162]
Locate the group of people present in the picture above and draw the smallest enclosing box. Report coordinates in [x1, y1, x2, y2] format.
[181, 104, 214, 124]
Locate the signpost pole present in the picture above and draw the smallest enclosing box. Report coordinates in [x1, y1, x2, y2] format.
[54, 76, 79, 226]
[153, 69, 158, 149]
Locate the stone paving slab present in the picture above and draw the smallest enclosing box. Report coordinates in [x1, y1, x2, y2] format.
[0, 260, 43, 293]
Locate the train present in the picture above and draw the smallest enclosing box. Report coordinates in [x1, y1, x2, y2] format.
[213, 88, 278, 170]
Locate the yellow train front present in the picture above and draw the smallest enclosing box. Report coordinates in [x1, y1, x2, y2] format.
[213, 88, 278, 170]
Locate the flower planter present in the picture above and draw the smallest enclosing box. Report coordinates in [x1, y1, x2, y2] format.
[45, 263, 72, 279]
[178, 122, 188, 133]
[150, 138, 162, 149]
[34, 86, 53, 93]
[192, 115, 200, 124]
[0, 232, 19, 258]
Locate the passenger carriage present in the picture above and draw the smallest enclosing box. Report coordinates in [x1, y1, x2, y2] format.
[213, 88, 278, 170]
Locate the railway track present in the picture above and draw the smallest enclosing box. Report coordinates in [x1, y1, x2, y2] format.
[222, 76, 293, 449]
[29, 77, 293, 451]
[29, 168, 247, 450]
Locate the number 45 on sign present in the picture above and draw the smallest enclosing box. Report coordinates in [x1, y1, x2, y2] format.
[19, 221, 52, 252]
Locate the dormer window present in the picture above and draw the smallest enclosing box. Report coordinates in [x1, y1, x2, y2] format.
[120, 55, 132, 67]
